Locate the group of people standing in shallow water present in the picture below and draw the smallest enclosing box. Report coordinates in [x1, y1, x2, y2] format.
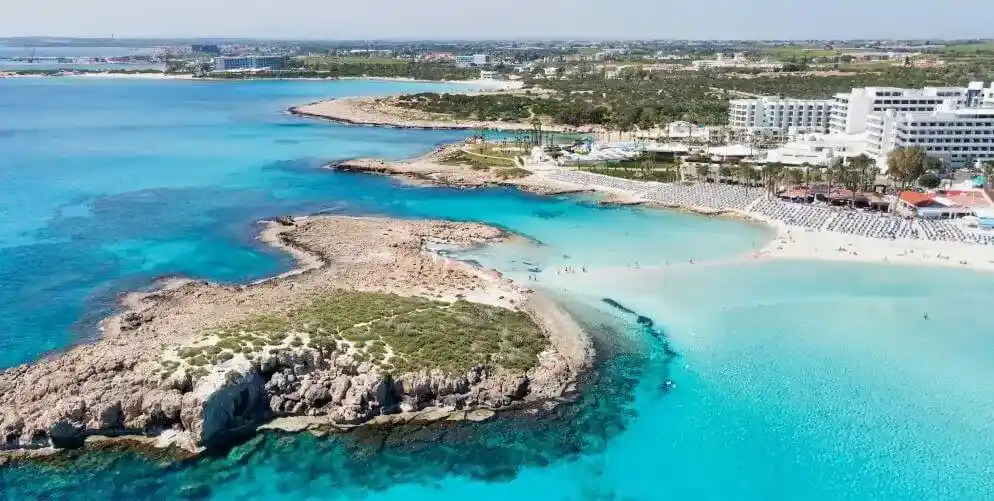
[557, 265, 586, 274]
[525, 264, 589, 281]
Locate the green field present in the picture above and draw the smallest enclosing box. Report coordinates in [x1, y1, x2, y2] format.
[756, 47, 838, 59]
[936, 42, 994, 55]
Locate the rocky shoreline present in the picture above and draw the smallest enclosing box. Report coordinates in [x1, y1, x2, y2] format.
[0, 216, 593, 461]
[289, 96, 598, 133]
[325, 144, 591, 197]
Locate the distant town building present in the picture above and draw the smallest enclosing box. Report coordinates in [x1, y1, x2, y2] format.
[479, 70, 504, 81]
[692, 52, 783, 71]
[420, 52, 455, 62]
[212, 56, 289, 72]
[455, 54, 489, 68]
[191, 44, 221, 55]
[728, 96, 832, 136]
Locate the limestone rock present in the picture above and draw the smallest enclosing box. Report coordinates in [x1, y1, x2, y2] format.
[180, 360, 267, 447]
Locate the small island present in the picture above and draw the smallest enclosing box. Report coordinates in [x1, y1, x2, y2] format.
[0, 216, 592, 457]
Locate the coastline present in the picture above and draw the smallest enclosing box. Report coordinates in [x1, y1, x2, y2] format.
[322, 145, 994, 272]
[0, 72, 523, 90]
[326, 143, 591, 196]
[0, 215, 593, 461]
[290, 95, 597, 133]
[277, 85, 990, 273]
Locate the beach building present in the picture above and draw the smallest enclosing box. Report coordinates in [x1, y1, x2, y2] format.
[894, 189, 990, 219]
[829, 85, 974, 134]
[212, 56, 288, 72]
[479, 70, 504, 81]
[866, 104, 994, 169]
[707, 144, 753, 161]
[644, 142, 691, 156]
[692, 53, 783, 71]
[896, 191, 968, 219]
[728, 96, 832, 137]
[762, 133, 869, 166]
[665, 121, 709, 140]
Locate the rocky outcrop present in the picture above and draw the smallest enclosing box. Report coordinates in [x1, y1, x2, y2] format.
[0, 216, 592, 456]
[179, 360, 267, 447]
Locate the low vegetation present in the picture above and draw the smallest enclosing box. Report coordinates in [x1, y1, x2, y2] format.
[494, 167, 531, 180]
[161, 291, 547, 379]
[392, 64, 994, 131]
[439, 148, 518, 169]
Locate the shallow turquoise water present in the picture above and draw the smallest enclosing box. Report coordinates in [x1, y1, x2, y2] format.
[3, 78, 994, 500]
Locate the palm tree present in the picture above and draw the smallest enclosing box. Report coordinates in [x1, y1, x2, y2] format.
[846, 154, 875, 206]
[786, 168, 804, 189]
[735, 164, 751, 188]
[760, 163, 785, 197]
[800, 162, 812, 186]
[696, 164, 710, 182]
[826, 157, 843, 198]
[718, 164, 733, 184]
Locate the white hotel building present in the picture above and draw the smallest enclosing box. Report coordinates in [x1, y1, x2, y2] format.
[728, 96, 832, 136]
[728, 82, 994, 170]
[828, 86, 969, 134]
[866, 104, 994, 168]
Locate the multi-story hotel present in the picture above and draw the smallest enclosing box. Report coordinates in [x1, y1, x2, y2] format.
[728, 96, 832, 136]
[828, 86, 969, 134]
[866, 104, 994, 168]
[728, 82, 994, 170]
[212, 56, 288, 72]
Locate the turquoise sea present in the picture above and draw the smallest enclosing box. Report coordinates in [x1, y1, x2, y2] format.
[3, 77, 994, 500]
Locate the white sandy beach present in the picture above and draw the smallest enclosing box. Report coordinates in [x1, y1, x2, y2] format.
[752, 217, 994, 271]
[529, 168, 994, 273]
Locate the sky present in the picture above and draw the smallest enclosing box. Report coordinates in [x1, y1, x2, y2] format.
[1, 0, 992, 40]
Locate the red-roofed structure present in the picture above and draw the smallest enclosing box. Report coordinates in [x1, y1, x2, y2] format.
[899, 191, 938, 207]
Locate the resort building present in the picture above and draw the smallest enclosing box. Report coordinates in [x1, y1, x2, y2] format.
[212, 56, 288, 72]
[455, 54, 490, 68]
[728, 96, 832, 136]
[664, 121, 710, 140]
[865, 104, 994, 169]
[479, 70, 504, 81]
[691, 53, 783, 71]
[829, 85, 972, 134]
[895, 191, 981, 219]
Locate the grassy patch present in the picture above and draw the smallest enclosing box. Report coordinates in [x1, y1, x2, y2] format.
[439, 149, 517, 169]
[182, 291, 548, 377]
[494, 167, 531, 180]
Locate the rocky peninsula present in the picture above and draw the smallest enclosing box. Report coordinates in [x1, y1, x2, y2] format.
[0, 216, 593, 458]
[328, 143, 589, 196]
[289, 95, 597, 133]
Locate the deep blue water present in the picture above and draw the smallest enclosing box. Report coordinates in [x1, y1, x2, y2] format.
[3, 78, 994, 500]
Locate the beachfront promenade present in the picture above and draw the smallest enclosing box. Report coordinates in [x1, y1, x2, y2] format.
[541, 169, 994, 246]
